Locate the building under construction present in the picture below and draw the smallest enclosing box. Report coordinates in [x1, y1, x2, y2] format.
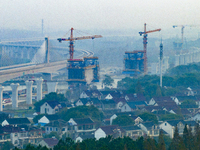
[123, 23, 161, 76]
[123, 50, 145, 75]
[67, 57, 100, 84]
[57, 28, 102, 84]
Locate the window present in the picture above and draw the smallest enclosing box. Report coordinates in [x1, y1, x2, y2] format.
[50, 128, 52, 131]
[46, 127, 49, 131]
[15, 133, 18, 137]
[165, 123, 167, 126]
[154, 130, 159, 135]
[14, 140, 18, 144]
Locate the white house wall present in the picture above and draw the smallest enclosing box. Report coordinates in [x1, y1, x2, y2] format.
[95, 128, 106, 140]
[80, 92, 89, 98]
[2, 120, 9, 126]
[40, 102, 55, 115]
[121, 103, 131, 112]
[159, 122, 174, 138]
[38, 116, 49, 124]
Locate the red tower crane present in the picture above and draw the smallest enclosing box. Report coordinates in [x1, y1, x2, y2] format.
[57, 28, 102, 60]
[139, 23, 161, 74]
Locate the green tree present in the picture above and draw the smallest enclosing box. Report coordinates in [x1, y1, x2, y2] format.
[102, 75, 114, 87]
[58, 105, 104, 122]
[54, 137, 74, 150]
[34, 92, 68, 112]
[159, 114, 183, 121]
[143, 137, 158, 150]
[139, 112, 158, 124]
[1, 141, 14, 150]
[169, 126, 186, 150]
[135, 80, 144, 94]
[180, 100, 198, 108]
[112, 115, 134, 126]
[194, 122, 200, 150]
[158, 130, 166, 150]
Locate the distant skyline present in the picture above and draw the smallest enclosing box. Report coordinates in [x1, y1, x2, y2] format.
[0, 0, 200, 38]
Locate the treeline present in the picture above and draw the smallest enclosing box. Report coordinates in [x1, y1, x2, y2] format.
[117, 72, 200, 98]
[13, 123, 200, 150]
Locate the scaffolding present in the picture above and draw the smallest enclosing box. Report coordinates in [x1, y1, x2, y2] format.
[66, 57, 100, 83]
[123, 50, 145, 75]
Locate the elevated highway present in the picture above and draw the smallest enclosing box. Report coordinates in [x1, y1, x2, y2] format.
[0, 49, 94, 83]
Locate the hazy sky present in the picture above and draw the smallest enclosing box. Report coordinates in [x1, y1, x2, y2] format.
[0, 0, 200, 37]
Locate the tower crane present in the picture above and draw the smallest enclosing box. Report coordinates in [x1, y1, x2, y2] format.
[57, 28, 102, 60]
[173, 25, 200, 44]
[139, 23, 161, 74]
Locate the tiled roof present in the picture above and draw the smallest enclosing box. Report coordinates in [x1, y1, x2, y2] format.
[6, 118, 30, 125]
[126, 93, 146, 101]
[165, 120, 184, 126]
[140, 121, 157, 129]
[143, 106, 163, 112]
[73, 118, 94, 125]
[46, 114, 60, 121]
[46, 101, 60, 109]
[99, 125, 119, 135]
[43, 138, 59, 147]
[121, 125, 141, 131]
[127, 101, 147, 109]
[112, 98, 126, 103]
[45, 119, 68, 127]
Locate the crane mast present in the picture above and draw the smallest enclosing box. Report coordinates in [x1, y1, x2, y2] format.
[139, 23, 161, 74]
[57, 28, 102, 60]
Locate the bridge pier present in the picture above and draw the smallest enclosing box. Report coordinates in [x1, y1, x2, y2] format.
[47, 82, 58, 94]
[10, 83, 19, 108]
[0, 86, 4, 111]
[36, 78, 43, 101]
[25, 80, 33, 104]
[45, 37, 49, 63]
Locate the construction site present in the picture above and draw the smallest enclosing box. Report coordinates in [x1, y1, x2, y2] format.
[57, 28, 102, 84]
[123, 23, 161, 75]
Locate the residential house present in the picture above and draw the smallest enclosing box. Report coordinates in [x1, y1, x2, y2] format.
[101, 90, 122, 100]
[159, 120, 197, 138]
[40, 101, 61, 115]
[110, 112, 143, 125]
[148, 96, 175, 105]
[2, 118, 31, 127]
[90, 98, 102, 110]
[121, 101, 147, 112]
[141, 106, 163, 113]
[192, 112, 200, 121]
[101, 99, 116, 110]
[125, 93, 146, 102]
[68, 118, 96, 137]
[80, 90, 102, 99]
[75, 134, 95, 143]
[95, 125, 125, 140]
[112, 98, 126, 110]
[44, 119, 68, 136]
[37, 138, 59, 149]
[121, 125, 144, 140]
[75, 98, 92, 107]
[138, 122, 160, 138]
[38, 114, 60, 126]
[1, 125, 42, 148]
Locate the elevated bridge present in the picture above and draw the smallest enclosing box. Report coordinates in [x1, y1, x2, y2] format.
[0, 37, 94, 83]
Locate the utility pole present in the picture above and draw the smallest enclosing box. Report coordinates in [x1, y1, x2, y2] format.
[160, 39, 163, 87]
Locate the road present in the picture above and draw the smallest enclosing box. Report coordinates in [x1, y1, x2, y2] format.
[0, 60, 68, 83]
